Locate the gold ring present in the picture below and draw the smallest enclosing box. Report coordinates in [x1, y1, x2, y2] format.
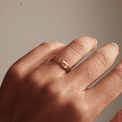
[50, 55, 71, 72]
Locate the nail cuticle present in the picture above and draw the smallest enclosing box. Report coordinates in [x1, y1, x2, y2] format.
[111, 42, 119, 50]
[93, 38, 97, 45]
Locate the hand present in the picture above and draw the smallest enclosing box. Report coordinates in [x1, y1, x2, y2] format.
[0, 36, 122, 122]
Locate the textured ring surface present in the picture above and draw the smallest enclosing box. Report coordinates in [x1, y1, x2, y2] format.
[51, 55, 71, 72]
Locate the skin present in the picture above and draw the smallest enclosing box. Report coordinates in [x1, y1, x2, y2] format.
[0, 36, 122, 122]
[110, 109, 122, 122]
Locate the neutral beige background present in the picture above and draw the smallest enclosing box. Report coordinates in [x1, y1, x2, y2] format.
[0, 0, 122, 121]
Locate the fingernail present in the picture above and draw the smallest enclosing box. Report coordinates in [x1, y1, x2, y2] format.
[93, 38, 97, 45]
[111, 42, 119, 50]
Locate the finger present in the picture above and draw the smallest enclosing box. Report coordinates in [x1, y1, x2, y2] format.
[110, 109, 122, 122]
[85, 60, 122, 116]
[10, 42, 66, 77]
[67, 43, 119, 90]
[47, 36, 97, 74]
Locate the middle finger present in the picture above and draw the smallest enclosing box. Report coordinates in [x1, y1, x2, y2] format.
[67, 43, 119, 91]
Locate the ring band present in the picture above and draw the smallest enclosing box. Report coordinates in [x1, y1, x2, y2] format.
[50, 55, 71, 72]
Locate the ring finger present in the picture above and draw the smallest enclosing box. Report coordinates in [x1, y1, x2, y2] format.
[46, 36, 97, 75]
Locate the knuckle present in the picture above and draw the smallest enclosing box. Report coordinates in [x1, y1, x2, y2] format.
[69, 39, 86, 56]
[26, 70, 47, 86]
[45, 81, 68, 102]
[40, 42, 50, 46]
[45, 82, 61, 99]
[32, 42, 55, 55]
[70, 36, 96, 55]
[73, 38, 86, 50]
[45, 84, 56, 95]
[26, 71, 37, 83]
[86, 63, 99, 77]
[96, 50, 111, 67]
[39, 42, 55, 50]
[114, 63, 122, 81]
[7, 64, 25, 79]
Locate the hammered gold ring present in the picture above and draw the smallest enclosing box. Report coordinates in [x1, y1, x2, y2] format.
[50, 55, 71, 73]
